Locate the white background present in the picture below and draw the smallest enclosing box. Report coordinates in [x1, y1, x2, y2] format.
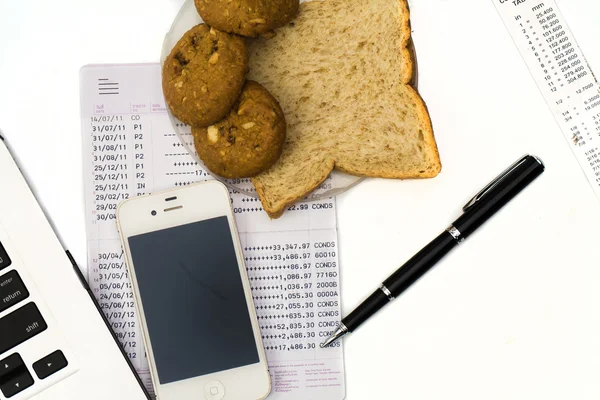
[1, 0, 600, 399]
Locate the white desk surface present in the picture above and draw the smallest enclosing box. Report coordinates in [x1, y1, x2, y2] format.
[1, 1, 600, 399]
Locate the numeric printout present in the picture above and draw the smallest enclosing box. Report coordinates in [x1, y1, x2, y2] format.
[493, 0, 600, 197]
[80, 64, 345, 400]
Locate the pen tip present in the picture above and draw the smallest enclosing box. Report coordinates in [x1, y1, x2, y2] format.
[320, 323, 348, 348]
[320, 334, 336, 348]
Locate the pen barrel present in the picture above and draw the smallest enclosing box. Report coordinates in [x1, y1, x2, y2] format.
[383, 231, 457, 297]
[339, 156, 544, 338]
[342, 231, 458, 333]
[453, 156, 544, 239]
[343, 289, 389, 332]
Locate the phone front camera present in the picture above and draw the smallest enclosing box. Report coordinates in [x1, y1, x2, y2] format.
[151, 210, 157, 216]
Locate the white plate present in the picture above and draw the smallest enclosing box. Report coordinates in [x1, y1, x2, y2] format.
[160, 0, 364, 200]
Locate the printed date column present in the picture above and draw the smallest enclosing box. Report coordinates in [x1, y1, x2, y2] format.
[89, 115, 129, 232]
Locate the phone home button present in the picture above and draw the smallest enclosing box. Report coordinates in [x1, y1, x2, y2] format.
[204, 381, 225, 400]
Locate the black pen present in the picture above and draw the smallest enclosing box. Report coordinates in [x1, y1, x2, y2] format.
[321, 154, 545, 347]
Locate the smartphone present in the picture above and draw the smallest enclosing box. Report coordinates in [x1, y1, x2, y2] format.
[117, 181, 270, 400]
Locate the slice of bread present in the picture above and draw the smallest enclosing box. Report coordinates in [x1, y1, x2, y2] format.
[247, 0, 441, 218]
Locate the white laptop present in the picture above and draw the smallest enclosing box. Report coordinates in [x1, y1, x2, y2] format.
[0, 137, 149, 400]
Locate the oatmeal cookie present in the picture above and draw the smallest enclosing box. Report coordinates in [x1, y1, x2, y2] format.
[193, 81, 286, 178]
[194, 0, 299, 37]
[162, 24, 248, 127]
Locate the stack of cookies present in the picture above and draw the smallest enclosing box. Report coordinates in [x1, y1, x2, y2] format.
[162, 0, 299, 179]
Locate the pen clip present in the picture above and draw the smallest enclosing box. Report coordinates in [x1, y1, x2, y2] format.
[462, 155, 530, 212]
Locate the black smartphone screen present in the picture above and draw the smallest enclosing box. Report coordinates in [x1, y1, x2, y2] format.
[128, 216, 259, 384]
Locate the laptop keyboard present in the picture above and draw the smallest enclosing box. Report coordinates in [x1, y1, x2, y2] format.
[32, 351, 68, 380]
[0, 354, 33, 398]
[0, 303, 47, 355]
[0, 241, 11, 270]
[0, 241, 68, 398]
[0, 271, 29, 313]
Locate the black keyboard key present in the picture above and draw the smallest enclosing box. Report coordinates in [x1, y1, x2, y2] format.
[0, 353, 31, 398]
[0, 354, 24, 381]
[0, 303, 47, 354]
[0, 242, 11, 271]
[0, 271, 29, 313]
[33, 350, 68, 380]
[0, 369, 33, 398]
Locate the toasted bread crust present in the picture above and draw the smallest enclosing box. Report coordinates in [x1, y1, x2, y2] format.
[398, 0, 413, 85]
[248, 0, 441, 218]
[253, 159, 334, 218]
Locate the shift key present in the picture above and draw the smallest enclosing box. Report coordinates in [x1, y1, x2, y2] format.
[0, 270, 29, 313]
[0, 303, 47, 354]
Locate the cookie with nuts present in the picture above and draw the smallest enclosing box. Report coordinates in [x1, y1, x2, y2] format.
[194, 0, 299, 37]
[192, 81, 286, 178]
[162, 24, 248, 127]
